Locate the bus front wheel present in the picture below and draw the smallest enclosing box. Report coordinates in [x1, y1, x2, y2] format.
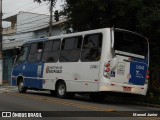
[18, 80, 27, 93]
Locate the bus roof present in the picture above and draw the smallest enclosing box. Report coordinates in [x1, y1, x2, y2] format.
[24, 37, 48, 44]
[23, 28, 110, 44]
[23, 27, 148, 44]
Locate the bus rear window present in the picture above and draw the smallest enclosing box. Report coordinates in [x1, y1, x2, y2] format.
[114, 30, 148, 58]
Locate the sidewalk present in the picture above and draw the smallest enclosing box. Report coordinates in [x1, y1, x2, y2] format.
[0, 81, 11, 86]
[0, 82, 17, 93]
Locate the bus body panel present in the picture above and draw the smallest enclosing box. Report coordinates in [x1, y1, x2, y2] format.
[129, 60, 148, 85]
[42, 62, 100, 92]
[98, 28, 149, 95]
[12, 62, 44, 89]
[11, 28, 149, 96]
[109, 55, 148, 86]
[23, 62, 44, 89]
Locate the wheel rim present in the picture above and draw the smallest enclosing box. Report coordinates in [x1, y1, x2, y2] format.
[18, 82, 24, 91]
[58, 84, 66, 96]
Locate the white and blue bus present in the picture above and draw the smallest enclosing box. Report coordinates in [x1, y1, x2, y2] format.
[11, 28, 149, 99]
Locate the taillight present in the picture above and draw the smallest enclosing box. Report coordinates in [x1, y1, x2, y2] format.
[105, 63, 110, 67]
[146, 70, 150, 80]
[105, 68, 110, 72]
[104, 61, 111, 78]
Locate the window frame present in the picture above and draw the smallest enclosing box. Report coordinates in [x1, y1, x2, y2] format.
[114, 30, 148, 59]
[15, 44, 29, 65]
[59, 36, 83, 62]
[80, 33, 103, 62]
[42, 39, 61, 63]
[28, 42, 44, 63]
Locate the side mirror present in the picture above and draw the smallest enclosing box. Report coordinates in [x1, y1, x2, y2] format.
[16, 47, 21, 55]
[110, 57, 118, 71]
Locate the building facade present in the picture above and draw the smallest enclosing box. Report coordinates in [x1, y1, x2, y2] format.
[2, 12, 66, 83]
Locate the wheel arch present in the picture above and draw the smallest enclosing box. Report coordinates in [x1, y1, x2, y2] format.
[55, 79, 66, 91]
[17, 76, 24, 86]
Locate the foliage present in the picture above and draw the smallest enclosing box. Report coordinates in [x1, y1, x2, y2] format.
[34, 0, 50, 3]
[34, 0, 57, 5]
[61, 0, 160, 87]
[34, 0, 160, 88]
[54, 10, 59, 22]
[34, 0, 46, 3]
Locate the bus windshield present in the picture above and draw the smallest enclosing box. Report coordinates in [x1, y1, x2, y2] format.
[114, 30, 148, 58]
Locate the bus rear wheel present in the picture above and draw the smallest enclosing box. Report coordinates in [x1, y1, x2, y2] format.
[18, 80, 27, 93]
[56, 81, 67, 98]
[90, 93, 106, 101]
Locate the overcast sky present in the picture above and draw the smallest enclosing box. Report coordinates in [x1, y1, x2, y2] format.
[2, 0, 64, 28]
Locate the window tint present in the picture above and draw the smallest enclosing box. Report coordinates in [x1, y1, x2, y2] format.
[28, 42, 43, 62]
[44, 41, 53, 52]
[114, 31, 148, 57]
[16, 46, 29, 63]
[42, 40, 60, 62]
[81, 34, 102, 62]
[60, 36, 82, 62]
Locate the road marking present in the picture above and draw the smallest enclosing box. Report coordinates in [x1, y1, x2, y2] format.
[6, 92, 160, 119]
[7, 92, 117, 112]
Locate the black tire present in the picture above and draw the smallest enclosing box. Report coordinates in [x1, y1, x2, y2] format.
[90, 93, 106, 102]
[50, 90, 56, 96]
[18, 80, 27, 93]
[67, 92, 75, 99]
[56, 81, 67, 98]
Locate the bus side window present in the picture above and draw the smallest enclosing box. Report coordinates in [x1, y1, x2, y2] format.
[42, 39, 61, 62]
[81, 33, 102, 62]
[16, 46, 29, 64]
[59, 36, 82, 62]
[28, 42, 43, 62]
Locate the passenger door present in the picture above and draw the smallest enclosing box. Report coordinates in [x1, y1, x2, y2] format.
[23, 42, 44, 89]
[12, 44, 29, 86]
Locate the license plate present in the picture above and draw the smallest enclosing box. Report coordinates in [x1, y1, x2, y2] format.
[123, 87, 131, 91]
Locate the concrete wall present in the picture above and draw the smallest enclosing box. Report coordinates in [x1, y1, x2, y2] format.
[17, 12, 49, 33]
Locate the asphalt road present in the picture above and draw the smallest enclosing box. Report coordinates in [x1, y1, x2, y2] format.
[0, 86, 160, 120]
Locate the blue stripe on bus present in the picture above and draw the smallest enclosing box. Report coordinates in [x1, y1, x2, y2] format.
[24, 78, 43, 89]
[129, 61, 148, 85]
[12, 63, 45, 89]
[12, 79, 17, 86]
[23, 63, 44, 89]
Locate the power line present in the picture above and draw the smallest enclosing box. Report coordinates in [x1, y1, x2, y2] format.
[3, 35, 48, 41]
[4, 23, 49, 35]
[16, 16, 50, 28]
[3, 16, 66, 37]
[12, 12, 49, 25]
[4, 2, 33, 15]
[24, 2, 47, 12]
[3, 2, 48, 19]
[2, 2, 65, 41]
[3, 5, 62, 29]
[2, 11, 50, 30]
[3, 19, 65, 40]
[3, 8, 62, 30]
[3, 2, 48, 20]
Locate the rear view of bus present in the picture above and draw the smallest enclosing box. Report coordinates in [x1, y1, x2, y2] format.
[102, 28, 149, 95]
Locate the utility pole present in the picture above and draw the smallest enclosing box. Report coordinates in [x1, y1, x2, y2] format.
[0, 0, 2, 85]
[49, 0, 53, 37]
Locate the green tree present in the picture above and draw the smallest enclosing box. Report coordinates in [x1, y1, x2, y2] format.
[61, 0, 160, 87]
[54, 10, 59, 22]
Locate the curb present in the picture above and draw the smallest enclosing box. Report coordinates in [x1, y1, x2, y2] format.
[131, 102, 160, 108]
